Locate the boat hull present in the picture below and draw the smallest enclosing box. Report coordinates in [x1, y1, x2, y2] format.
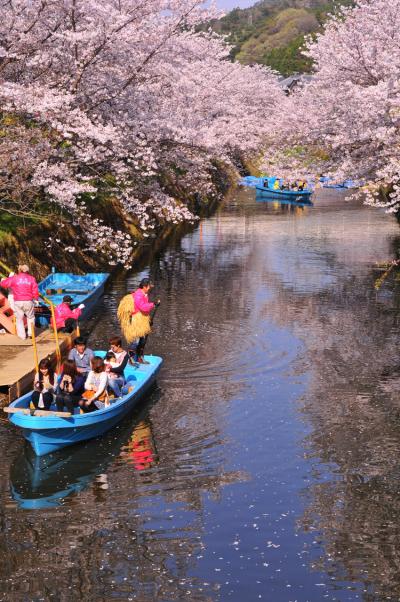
[8, 354, 162, 456]
[255, 186, 312, 202]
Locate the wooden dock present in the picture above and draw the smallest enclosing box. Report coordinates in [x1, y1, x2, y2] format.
[0, 329, 74, 403]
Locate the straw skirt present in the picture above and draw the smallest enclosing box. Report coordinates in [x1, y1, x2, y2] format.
[117, 294, 152, 343]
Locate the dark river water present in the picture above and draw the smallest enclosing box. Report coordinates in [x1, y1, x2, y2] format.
[2, 188, 400, 601]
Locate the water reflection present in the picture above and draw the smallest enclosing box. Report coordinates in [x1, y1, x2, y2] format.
[10, 409, 159, 509]
[255, 190, 314, 209]
[1, 188, 400, 600]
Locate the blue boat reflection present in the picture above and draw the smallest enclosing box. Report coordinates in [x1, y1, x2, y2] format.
[255, 190, 314, 208]
[10, 410, 158, 509]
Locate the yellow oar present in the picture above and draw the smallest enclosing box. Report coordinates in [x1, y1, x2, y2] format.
[39, 293, 61, 368]
[0, 259, 13, 274]
[30, 320, 39, 375]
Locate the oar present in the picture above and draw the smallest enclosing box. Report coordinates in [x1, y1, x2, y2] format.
[30, 319, 39, 374]
[0, 259, 13, 274]
[149, 301, 160, 327]
[39, 293, 61, 369]
[3, 407, 71, 417]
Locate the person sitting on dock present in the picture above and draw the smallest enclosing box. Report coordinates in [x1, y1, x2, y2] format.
[79, 357, 109, 412]
[54, 295, 85, 333]
[107, 336, 129, 397]
[0, 264, 39, 340]
[68, 336, 94, 379]
[31, 358, 58, 411]
[55, 359, 85, 414]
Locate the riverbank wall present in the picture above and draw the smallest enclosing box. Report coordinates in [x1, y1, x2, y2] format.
[0, 159, 238, 278]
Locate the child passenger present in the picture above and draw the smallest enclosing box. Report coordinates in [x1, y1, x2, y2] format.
[107, 336, 128, 398]
[104, 351, 118, 374]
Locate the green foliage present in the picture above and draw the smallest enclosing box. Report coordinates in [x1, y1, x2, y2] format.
[210, 0, 354, 74]
[0, 212, 22, 234]
[261, 35, 313, 75]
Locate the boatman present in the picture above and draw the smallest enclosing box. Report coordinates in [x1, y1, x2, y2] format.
[53, 295, 85, 333]
[0, 265, 39, 339]
[117, 277, 160, 363]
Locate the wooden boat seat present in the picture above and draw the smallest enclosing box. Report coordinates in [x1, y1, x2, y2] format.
[45, 288, 92, 296]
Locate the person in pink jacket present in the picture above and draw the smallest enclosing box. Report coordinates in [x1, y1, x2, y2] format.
[0, 264, 39, 339]
[53, 295, 85, 333]
[132, 278, 160, 364]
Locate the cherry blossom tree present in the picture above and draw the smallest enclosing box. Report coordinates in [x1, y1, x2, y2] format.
[0, 0, 282, 265]
[264, 0, 400, 214]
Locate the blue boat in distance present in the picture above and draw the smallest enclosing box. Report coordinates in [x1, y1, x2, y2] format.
[319, 176, 360, 189]
[36, 272, 109, 324]
[255, 177, 313, 203]
[240, 175, 262, 187]
[256, 190, 313, 208]
[5, 354, 162, 456]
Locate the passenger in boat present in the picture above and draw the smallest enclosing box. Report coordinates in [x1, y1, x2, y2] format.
[55, 359, 85, 414]
[132, 280, 160, 364]
[0, 264, 39, 339]
[298, 180, 306, 191]
[79, 357, 108, 412]
[68, 336, 94, 379]
[107, 336, 129, 397]
[31, 358, 58, 411]
[104, 351, 118, 372]
[273, 179, 280, 190]
[53, 295, 85, 333]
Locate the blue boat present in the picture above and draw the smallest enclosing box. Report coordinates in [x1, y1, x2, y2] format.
[240, 175, 262, 187]
[36, 272, 109, 324]
[255, 190, 313, 208]
[320, 177, 359, 189]
[5, 354, 162, 456]
[255, 177, 313, 202]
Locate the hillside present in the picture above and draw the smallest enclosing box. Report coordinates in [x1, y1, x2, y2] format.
[211, 0, 353, 75]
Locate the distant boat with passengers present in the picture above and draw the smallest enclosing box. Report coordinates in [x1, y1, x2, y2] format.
[254, 176, 313, 202]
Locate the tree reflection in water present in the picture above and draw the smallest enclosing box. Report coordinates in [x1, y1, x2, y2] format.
[266, 256, 400, 600]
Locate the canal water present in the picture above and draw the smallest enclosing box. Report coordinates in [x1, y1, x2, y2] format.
[1, 188, 400, 601]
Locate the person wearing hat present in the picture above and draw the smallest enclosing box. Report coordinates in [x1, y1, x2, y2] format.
[0, 264, 39, 339]
[53, 295, 85, 333]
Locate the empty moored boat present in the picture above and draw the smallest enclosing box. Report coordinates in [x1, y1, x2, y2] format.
[36, 272, 109, 325]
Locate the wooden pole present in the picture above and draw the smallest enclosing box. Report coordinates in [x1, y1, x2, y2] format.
[39, 293, 62, 370]
[30, 322, 39, 375]
[49, 303, 61, 370]
[3, 407, 71, 417]
[0, 259, 12, 274]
